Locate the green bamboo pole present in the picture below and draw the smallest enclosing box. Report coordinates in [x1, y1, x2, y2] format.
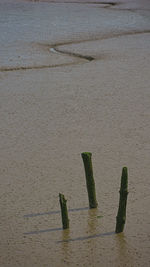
[115, 167, 128, 233]
[59, 193, 69, 229]
[81, 152, 98, 209]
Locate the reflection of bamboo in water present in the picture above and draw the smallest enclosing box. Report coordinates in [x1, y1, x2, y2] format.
[86, 208, 99, 266]
[115, 233, 134, 266]
[61, 228, 71, 265]
[87, 208, 99, 234]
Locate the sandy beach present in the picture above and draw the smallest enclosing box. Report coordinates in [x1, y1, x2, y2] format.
[0, 0, 150, 266]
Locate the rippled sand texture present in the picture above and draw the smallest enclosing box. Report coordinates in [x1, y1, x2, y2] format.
[0, 0, 150, 266]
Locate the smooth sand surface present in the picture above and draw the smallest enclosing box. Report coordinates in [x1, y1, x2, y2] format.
[0, 0, 150, 266]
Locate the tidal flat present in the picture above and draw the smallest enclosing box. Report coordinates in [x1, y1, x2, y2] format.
[0, 0, 150, 266]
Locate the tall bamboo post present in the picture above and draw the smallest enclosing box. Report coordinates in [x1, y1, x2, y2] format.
[115, 167, 128, 233]
[81, 152, 98, 209]
[59, 193, 69, 229]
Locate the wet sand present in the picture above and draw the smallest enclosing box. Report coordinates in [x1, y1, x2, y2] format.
[0, 0, 150, 266]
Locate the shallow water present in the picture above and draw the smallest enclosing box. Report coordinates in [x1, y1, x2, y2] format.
[0, 0, 150, 266]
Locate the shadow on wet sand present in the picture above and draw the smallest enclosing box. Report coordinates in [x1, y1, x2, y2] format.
[24, 227, 63, 235]
[57, 231, 115, 243]
[24, 206, 89, 218]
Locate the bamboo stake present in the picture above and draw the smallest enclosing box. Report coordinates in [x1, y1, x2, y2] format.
[59, 193, 69, 229]
[81, 152, 98, 209]
[115, 167, 128, 233]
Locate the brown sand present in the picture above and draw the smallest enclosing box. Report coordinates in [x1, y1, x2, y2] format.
[0, 0, 150, 266]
